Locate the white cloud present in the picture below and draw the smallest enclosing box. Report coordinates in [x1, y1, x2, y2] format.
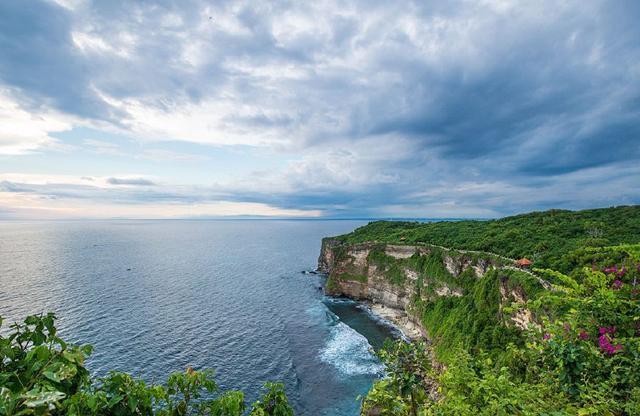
[0, 0, 638, 217]
[96, 92, 293, 147]
[71, 31, 135, 58]
[47, 0, 86, 11]
[0, 89, 73, 155]
[0, 191, 322, 219]
[0, 173, 323, 219]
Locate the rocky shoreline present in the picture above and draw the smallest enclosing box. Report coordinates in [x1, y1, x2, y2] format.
[366, 303, 425, 340]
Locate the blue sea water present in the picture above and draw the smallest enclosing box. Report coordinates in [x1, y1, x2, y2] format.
[0, 220, 399, 415]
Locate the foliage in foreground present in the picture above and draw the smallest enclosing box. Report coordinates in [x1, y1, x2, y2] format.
[361, 252, 640, 415]
[0, 314, 293, 416]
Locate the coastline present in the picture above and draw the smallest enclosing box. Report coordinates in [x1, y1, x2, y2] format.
[317, 272, 426, 342]
[360, 302, 426, 341]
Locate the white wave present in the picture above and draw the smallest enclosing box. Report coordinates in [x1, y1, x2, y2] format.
[305, 302, 330, 320]
[320, 321, 385, 376]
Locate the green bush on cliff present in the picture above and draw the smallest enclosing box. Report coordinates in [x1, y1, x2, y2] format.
[368, 247, 407, 285]
[0, 313, 293, 416]
[361, 247, 640, 415]
[361, 341, 433, 416]
[336, 206, 640, 272]
[406, 249, 455, 288]
[415, 269, 540, 359]
[367, 247, 466, 289]
[338, 273, 368, 283]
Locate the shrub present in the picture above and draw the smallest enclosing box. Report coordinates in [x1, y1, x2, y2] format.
[0, 313, 293, 416]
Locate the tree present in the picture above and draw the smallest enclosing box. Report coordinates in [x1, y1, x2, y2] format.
[0, 313, 293, 416]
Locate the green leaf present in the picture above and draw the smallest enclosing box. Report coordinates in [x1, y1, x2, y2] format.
[43, 370, 61, 383]
[107, 394, 123, 408]
[128, 395, 138, 412]
[21, 389, 66, 408]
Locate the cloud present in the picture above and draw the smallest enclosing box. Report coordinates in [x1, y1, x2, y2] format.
[0, 191, 322, 219]
[0, 89, 73, 154]
[0, 0, 639, 217]
[106, 177, 156, 186]
[0, 1, 121, 120]
[0, 174, 323, 219]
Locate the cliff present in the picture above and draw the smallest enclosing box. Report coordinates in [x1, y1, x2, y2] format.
[318, 238, 546, 346]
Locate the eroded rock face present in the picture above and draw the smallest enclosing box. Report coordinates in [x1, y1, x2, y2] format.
[434, 286, 463, 297]
[473, 258, 493, 277]
[385, 245, 418, 259]
[368, 279, 413, 309]
[320, 240, 502, 300]
[333, 279, 369, 299]
[317, 238, 340, 273]
[443, 254, 490, 277]
[319, 239, 538, 335]
[499, 279, 537, 330]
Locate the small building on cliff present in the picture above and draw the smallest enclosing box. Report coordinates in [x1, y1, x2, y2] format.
[515, 258, 533, 268]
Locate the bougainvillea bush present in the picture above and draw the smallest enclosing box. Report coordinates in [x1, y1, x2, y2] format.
[361, 250, 640, 415]
[0, 313, 293, 415]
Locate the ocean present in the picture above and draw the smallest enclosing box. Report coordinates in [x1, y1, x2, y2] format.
[0, 220, 400, 415]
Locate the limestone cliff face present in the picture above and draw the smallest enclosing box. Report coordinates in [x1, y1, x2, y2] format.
[318, 238, 540, 334]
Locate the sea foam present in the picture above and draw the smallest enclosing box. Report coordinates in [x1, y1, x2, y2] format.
[320, 321, 384, 376]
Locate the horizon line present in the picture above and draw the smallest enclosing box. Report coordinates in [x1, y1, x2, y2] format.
[0, 216, 485, 222]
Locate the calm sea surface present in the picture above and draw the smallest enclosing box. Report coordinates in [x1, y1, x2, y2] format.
[0, 220, 399, 415]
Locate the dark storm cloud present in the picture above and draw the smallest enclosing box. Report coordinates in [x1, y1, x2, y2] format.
[357, 1, 640, 174]
[0, 0, 639, 217]
[0, 1, 118, 119]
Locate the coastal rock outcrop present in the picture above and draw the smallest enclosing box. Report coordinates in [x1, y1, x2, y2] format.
[318, 238, 541, 338]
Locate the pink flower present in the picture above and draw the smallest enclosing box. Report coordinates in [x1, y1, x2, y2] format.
[612, 280, 623, 290]
[543, 333, 551, 340]
[599, 326, 616, 335]
[578, 330, 589, 340]
[598, 333, 623, 355]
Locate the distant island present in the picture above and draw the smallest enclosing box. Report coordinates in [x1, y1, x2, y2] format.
[319, 205, 640, 415]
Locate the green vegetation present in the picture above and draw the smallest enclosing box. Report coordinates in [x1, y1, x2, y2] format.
[368, 247, 407, 285]
[361, 341, 433, 416]
[0, 313, 293, 416]
[338, 273, 368, 283]
[364, 261, 640, 414]
[356, 209, 640, 415]
[366, 246, 470, 289]
[416, 269, 540, 360]
[5, 206, 640, 415]
[336, 205, 640, 272]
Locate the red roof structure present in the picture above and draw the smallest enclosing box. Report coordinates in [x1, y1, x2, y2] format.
[515, 258, 533, 268]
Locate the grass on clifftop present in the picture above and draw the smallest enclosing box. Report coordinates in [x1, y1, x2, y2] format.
[334, 205, 640, 272]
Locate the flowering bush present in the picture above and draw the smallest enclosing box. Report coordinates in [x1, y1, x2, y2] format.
[362, 253, 640, 415]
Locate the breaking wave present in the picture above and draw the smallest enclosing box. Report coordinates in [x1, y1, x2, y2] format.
[320, 321, 385, 376]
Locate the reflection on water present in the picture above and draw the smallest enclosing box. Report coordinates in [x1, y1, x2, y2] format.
[0, 220, 397, 415]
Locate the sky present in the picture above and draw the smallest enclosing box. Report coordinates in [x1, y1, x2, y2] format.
[0, 0, 639, 219]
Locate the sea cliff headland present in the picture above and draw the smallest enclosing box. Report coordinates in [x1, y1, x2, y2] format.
[319, 206, 640, 415]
